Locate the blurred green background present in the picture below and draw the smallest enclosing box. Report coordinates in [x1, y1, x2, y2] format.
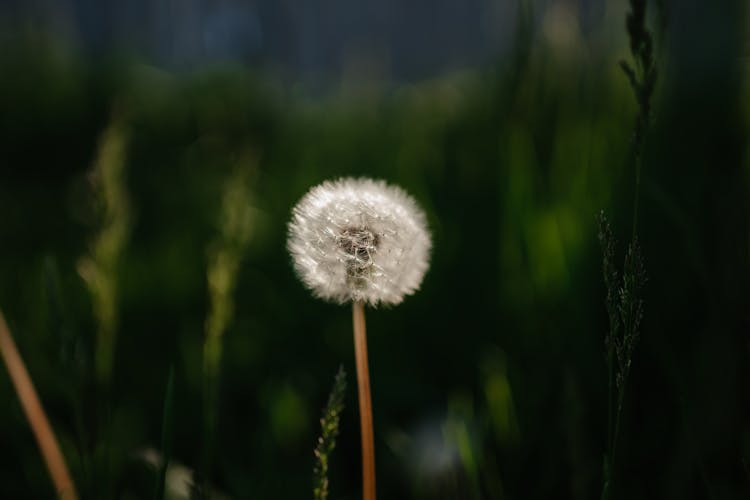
[0, 1, 749, 499]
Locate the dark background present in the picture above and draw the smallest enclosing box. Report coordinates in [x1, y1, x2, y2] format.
[0, 1, 748, 499]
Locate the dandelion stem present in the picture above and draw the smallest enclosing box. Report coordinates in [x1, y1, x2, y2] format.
[0, 311, 78, 500]
[352, 301, 376, 500]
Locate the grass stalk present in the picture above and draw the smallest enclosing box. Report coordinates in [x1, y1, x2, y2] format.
[77, 120, 130, 388]
[352, 301, 376, 500]
[0, 311, 78, 500]
[201, 161, 254, 481]
[313, 366, 347, 500]
[154, 366, 175, 500]
[600, 1, 656, 497]
[632, 153, 643, 239]
[604, 344, 615, 498]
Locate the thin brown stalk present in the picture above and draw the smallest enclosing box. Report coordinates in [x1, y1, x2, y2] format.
[0, 311, 78, 500]
[352, 301, 376, 500]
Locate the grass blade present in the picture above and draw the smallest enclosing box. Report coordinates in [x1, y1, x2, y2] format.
[154, 366, 175, 500]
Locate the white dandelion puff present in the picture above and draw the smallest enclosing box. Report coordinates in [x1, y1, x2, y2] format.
[288, 177, 431, 499]
[287, 177, 432, 306]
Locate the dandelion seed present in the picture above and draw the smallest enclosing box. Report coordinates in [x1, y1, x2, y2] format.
[288, 177, 432, 500]
[287, 177, 432, 307]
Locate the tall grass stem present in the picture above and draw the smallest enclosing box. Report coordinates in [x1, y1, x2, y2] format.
[632, 154, 642, 238]
[154, 366, 175, 500]
[0, 311, 78, 500]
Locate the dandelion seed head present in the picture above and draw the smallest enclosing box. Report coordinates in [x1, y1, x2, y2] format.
[287, 177, 432, 306]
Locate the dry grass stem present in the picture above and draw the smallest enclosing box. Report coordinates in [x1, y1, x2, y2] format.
[0, 311, 78, 500]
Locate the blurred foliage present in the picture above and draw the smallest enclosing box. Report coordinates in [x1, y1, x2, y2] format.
[0, 3, 749, 499]
[77, 118, 130, 386]
[202, 159, 255, 480]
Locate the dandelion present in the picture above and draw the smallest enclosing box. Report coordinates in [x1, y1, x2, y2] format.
[288, 177, 431, 306]
[288, 177, 432, 500]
